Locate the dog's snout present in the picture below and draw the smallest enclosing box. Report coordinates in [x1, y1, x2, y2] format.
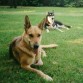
[34, 44, 39, 49]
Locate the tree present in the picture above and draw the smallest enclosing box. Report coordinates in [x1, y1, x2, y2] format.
[0, 0, 83, 7]
[9, 0, 17, 8]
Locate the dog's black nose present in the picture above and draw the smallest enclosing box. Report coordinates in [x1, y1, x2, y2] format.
[34, 44, 39, 49]
[52, 18, 54, 20]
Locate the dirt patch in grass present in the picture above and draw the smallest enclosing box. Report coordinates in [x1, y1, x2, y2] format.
[68, 38, 83, 44]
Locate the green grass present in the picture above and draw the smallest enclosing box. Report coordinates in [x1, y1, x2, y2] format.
[0, 7, 83, 83]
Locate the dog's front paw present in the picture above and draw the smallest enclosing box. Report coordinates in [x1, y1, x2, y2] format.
[42, 51, 47, 57]
[46, 29, 49, 33]
[34, 59, 43, 66]
[44, 75, 53, 81]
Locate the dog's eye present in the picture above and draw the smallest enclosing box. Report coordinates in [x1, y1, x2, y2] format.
[29, 34, 34, 38]
[37, 34, 41, 37]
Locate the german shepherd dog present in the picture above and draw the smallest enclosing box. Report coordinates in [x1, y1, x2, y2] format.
[44, 11, 72, 32]
[9, 15, 58, 81]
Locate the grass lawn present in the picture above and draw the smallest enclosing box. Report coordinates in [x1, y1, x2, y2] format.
[0, 7, 83, 83]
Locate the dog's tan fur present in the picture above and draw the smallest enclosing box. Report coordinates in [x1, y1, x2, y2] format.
[9, 15, 58, 81]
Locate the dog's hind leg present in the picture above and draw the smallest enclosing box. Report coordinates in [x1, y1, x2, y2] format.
[54, 26, 63, 32]
[54, 25, 63, 32]
[63, 25, 69, 30]
[55, 28, 64, 32]
[21, 64, 53, 81]
[41, 49, 47, 57]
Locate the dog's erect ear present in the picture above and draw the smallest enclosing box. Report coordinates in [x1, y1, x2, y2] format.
[38, 18, 45, 30]
[24, 15, 31, 30]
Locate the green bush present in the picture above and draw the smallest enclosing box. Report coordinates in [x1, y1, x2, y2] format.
[0, 0, 83, 7]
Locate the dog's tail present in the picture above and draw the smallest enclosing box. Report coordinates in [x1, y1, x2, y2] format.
[41, 44, 58, 49]
[64, 24, 72, 28]
[9, 39, 17, 58]
[21, 65, 53, 81]
[9, 43, 13, 58]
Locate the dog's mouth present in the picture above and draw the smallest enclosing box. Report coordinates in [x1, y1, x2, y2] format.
[27, 40, 39, 55]
[33, 44, 39, 55]
[34, 49, 38, 55]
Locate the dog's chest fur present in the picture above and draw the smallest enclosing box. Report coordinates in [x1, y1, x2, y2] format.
[47, 17, 53, 25]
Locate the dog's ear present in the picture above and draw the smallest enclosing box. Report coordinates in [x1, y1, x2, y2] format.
[38, 18, 45, 30]
[24, 15, 31, 30]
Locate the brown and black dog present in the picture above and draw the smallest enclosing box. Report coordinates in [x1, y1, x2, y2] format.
[9, 15, 58, 81]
